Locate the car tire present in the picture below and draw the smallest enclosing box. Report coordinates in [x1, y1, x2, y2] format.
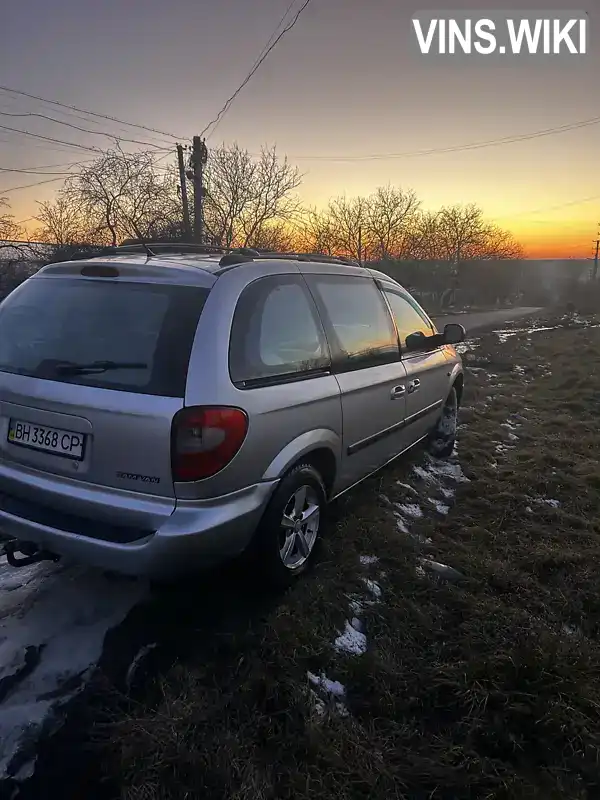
[427, 386, 458, 459]
[249, 462, 327, 588]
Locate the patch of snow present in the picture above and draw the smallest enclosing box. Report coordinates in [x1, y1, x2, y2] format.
[396, 481, 418, 494]
[429, 498, 450, 515]
[420, 559, 465, 582]
[359, 555, 379, 566]
[538, 498, 560, 508]
[526, 326, 558, 334]
[425, 456, 470, 483]
[415, 565, 426, 577]
[307, 671, 346, 698]
[334, 621, 368, 656]
[440, 487, 455, 499]
[350, 617, 364, 633]
[394, 514, 410, 534]
[525, 506, 533, 513]
[507, 433, 519, 441]
[395, 503, 423, 519]
[0, 561, 147, 779]
[501, 421, 519, 431]
[412, 465, 436, 482]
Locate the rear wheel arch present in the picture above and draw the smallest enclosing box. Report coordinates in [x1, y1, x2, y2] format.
[296, 447, 337, 499]
[261, 430, 341, 494]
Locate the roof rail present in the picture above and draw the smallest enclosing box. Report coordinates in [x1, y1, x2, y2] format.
[104, 242, 230, 256]
[217, 251, 360, 267]
[101, 242, 360, 268]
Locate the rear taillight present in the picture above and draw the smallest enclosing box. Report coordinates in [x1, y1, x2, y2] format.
[171, 406, 248, 482]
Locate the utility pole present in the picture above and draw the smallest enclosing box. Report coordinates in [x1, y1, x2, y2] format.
[192, 136, 208, 244]
[176, 144, 191, 239]
[593, 227, 599, 281]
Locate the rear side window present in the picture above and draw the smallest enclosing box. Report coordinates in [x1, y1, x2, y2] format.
[0, 277, 208, 397]
[306, 275, 399, 370]
[229, 275, 330, 388]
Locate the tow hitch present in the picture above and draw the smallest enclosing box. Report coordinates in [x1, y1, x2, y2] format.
[1, 539, 60, 568]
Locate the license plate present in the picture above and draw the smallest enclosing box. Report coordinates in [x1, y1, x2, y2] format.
[7, 419, 86, 460]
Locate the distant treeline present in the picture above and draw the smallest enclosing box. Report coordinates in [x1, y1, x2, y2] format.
[0, 245, 591, 311]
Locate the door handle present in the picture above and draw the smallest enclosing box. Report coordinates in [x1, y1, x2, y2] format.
[391, 385, 406, 399]
[407, 379, 421, 394]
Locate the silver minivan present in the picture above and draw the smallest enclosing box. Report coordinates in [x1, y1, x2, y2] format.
[0, 245, 464, 585]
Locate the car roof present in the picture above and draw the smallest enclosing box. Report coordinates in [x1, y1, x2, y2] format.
[34, 246, 404, 290]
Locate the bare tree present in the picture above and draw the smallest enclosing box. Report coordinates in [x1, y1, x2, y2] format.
[367, 185, 421, 260]
[405, 204, 522, 261]
[324, 195, 371, 260]
[296, 187, 420, 261]
[405, 210, 443, 260]
[0, 199, 21, 243]
[435, 204, 522, 261]
[50, 145, 181, 246]
[203, 144, 302, 248]
[475, 223, 523, 259]
[33, 195, 104, 247]
[247, 220, 297, 252]
[293, 207, 336, 255]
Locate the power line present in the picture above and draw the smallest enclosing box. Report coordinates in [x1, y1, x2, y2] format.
[286, 115, 600, 161]
[0, 97, 177, 147]
[1, 176, 68, 194]
[0, 110, 173, 150]
[200, 0, 314, 139]
[0, 159, 95, 173]
[495, 193, 600, 220]
[0, 133, 95, 156]
[0, 167, 80, 176]
[0, 85, 183, 141]
[0, 123, 103, 153]
[0, 148, 177, 194]
[207, 0, 301, 141]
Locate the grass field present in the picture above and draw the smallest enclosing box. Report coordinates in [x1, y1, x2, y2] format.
[100, 311, 600, 800]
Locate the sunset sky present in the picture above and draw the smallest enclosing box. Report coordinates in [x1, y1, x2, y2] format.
[1, 0, 597, 258]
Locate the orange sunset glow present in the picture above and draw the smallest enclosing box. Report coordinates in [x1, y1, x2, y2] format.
[2, 0, 598, 260]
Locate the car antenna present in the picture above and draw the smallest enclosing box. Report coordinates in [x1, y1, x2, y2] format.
[126, 233, 156, 261]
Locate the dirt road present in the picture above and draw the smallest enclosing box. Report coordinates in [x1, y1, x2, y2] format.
[433, 306, 543, 333]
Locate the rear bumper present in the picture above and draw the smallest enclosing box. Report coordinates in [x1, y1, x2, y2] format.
[0, 480, 278, 579]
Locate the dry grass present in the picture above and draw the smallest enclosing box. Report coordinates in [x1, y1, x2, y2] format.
[91, 311, 600, 800]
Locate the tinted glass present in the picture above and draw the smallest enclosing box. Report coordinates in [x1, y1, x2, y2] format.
[384, 291, 435, 349]
[0, 277, 208, 397]
[309, 275, 398, 368]
[229, 276, 329, 387]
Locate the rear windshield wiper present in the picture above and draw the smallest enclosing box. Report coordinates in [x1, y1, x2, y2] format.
[53, 360, 148, 376]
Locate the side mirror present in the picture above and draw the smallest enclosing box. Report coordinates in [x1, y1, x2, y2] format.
[443, 323, 466, 344]
[405, 331, 428, 351]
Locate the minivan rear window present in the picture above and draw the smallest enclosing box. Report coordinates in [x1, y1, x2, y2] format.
[0, 276, 209, 397]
